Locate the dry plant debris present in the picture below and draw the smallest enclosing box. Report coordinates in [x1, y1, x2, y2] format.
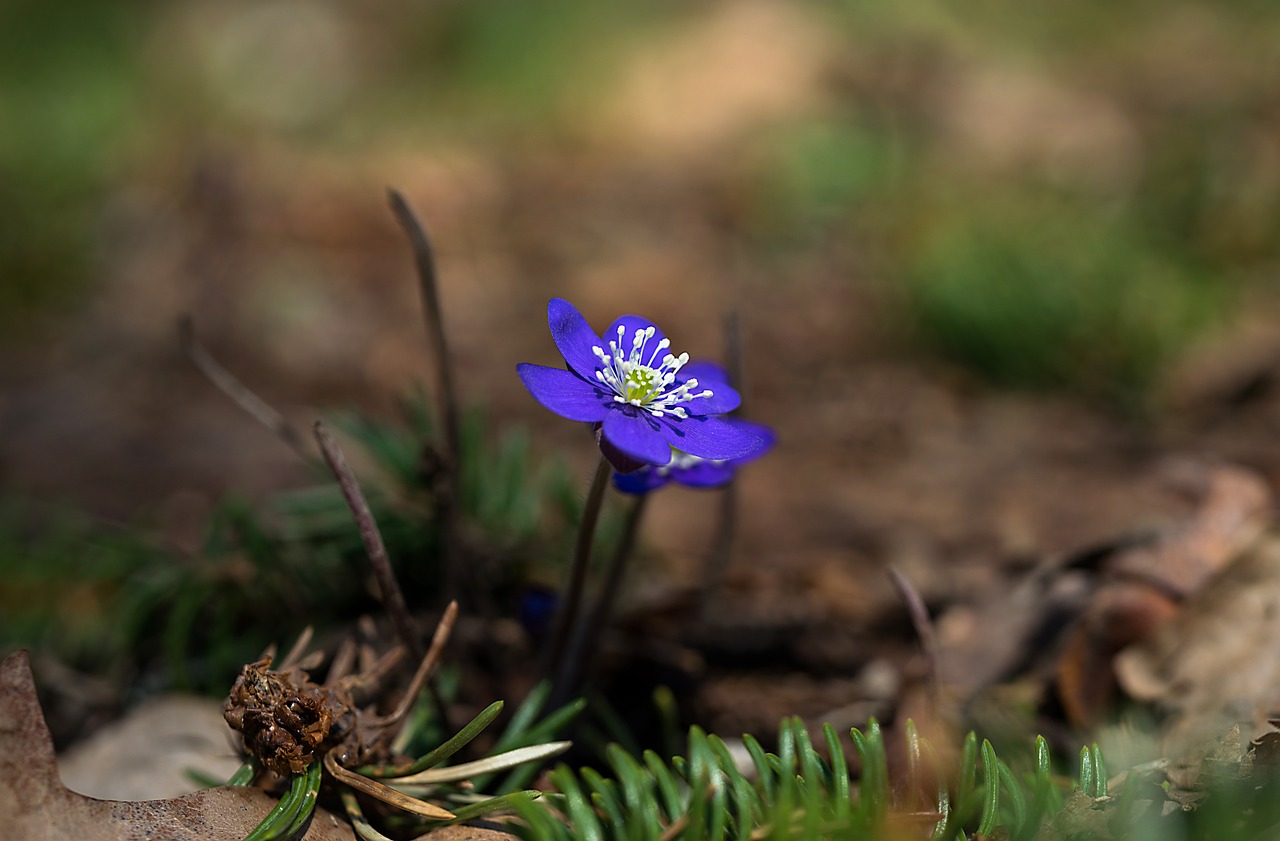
[224, 657, 353, 777]
[0, 649, 354, 840]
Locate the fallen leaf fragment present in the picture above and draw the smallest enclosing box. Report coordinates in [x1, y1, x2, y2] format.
[1055, 462, 1270, 728]
[1115, 536, 1280, 763]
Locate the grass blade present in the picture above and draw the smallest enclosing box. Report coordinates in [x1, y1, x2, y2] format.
[977, 739, 1000, 838]
[362, 700, 503, 778]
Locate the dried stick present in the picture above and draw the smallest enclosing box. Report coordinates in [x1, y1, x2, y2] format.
[279, 626, 315, 671]
[323, 751, 456, 820]
[314, 420, 423, 660]
[374, 600, 458, 730]
[887, 565, 941, 708]
[387, 190, 462, 598]
[179, 316, 312, 463]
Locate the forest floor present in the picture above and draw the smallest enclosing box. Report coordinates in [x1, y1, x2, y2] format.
[5, 1, 1280, 803]
[6, 137, 1280, 776]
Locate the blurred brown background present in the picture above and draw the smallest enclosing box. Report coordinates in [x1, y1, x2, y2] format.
[6, 1, 1280, 733]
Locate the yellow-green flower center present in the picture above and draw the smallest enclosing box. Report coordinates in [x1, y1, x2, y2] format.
[592, 323, 714, 419]
[625, 368, 660, 403]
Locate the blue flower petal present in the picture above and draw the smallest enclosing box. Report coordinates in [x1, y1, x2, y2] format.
[602, 408, 673, 466]
[724, 419, 776, 465]
[664, 360, 739, 414]
[612, 468, 672, 495]
[657, 414, 764, 460]
[685, 377, 741, 414]
[679, 360, 730, 386]
[672, 461, 736, 488]
[517, 364, 609, 422]
[603, 315, 670, 366]
[549, 298, 606, 379]
[598, 428, 652, 474]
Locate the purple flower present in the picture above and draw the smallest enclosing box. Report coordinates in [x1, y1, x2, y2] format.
[517, 299, 765, 470]
[612, 361, 775, 494]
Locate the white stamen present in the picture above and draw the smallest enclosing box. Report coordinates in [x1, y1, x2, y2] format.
[652, 447, 728, 478]
[590, 323, 714, 419]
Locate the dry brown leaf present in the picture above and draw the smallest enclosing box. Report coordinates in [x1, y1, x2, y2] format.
[0, 649, 354, 840]
[1115, 535, 1280, 763]
[409, 824, 521, 841]
[1054, 463, 1269, 728]
[1056, 582, 1181, 729]
[1105, 462, 1270, 597]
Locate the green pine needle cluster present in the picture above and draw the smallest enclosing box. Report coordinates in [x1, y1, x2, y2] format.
[513, 718, 1078, 841]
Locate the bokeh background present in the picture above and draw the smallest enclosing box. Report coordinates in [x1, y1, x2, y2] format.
[6, 0, 1280, 743]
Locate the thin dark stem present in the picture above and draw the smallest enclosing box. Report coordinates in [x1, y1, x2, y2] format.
[387, 190, 460, 461]
[179, 316, 312, 464]
[887, 565, 941, 710]
[693, 480, 739, 628]
[314, 420, 423, 660]
[692, 310, 744, 627]
[544, 452, 612, 697]
[387, 189, 462, 600]
[561, 493, 650, 696]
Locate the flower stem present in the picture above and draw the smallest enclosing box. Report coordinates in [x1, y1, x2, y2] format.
[544, 453, 612, 697]
[692, 310, 744, 628]
[560, 492, 649, 698]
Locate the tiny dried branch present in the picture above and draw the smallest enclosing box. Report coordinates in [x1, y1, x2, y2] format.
[888, 565, 941, 708]
[179, 316, 312, 463]
[342, 647, 407, 700]
[280, 626, 315, 671]
[328, 638, 358, 685]
[374, 600, 459, 731]
[314, 420, 423, 660]
[386, 189, 460, 471]
[324, 751, 456, 820]
[387, 189, 462, 599]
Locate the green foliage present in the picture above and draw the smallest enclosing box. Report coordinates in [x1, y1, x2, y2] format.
[0, 391, 587, 692]
[0, 0, 153, 336]
[746, 120, 904, 248]
[238, 677, 578, 841]
[752, 1, 1280, 406]
[241, 759, 322, 841]
[389, 0, 664, 128]
[900, 195, 1224, 408]
[512, 717, 1080, 841]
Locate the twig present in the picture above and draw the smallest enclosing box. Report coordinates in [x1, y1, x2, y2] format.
[179, 316, 312, 463]
[375, 601, 459, 729]
[387, 190, 462, 599]
[323, 751, 456, 820]
[544, 452, 612, 705]
[314, 420, 422, 660]
[279, 626, 315, 671]
[887, 565, 941, 709]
